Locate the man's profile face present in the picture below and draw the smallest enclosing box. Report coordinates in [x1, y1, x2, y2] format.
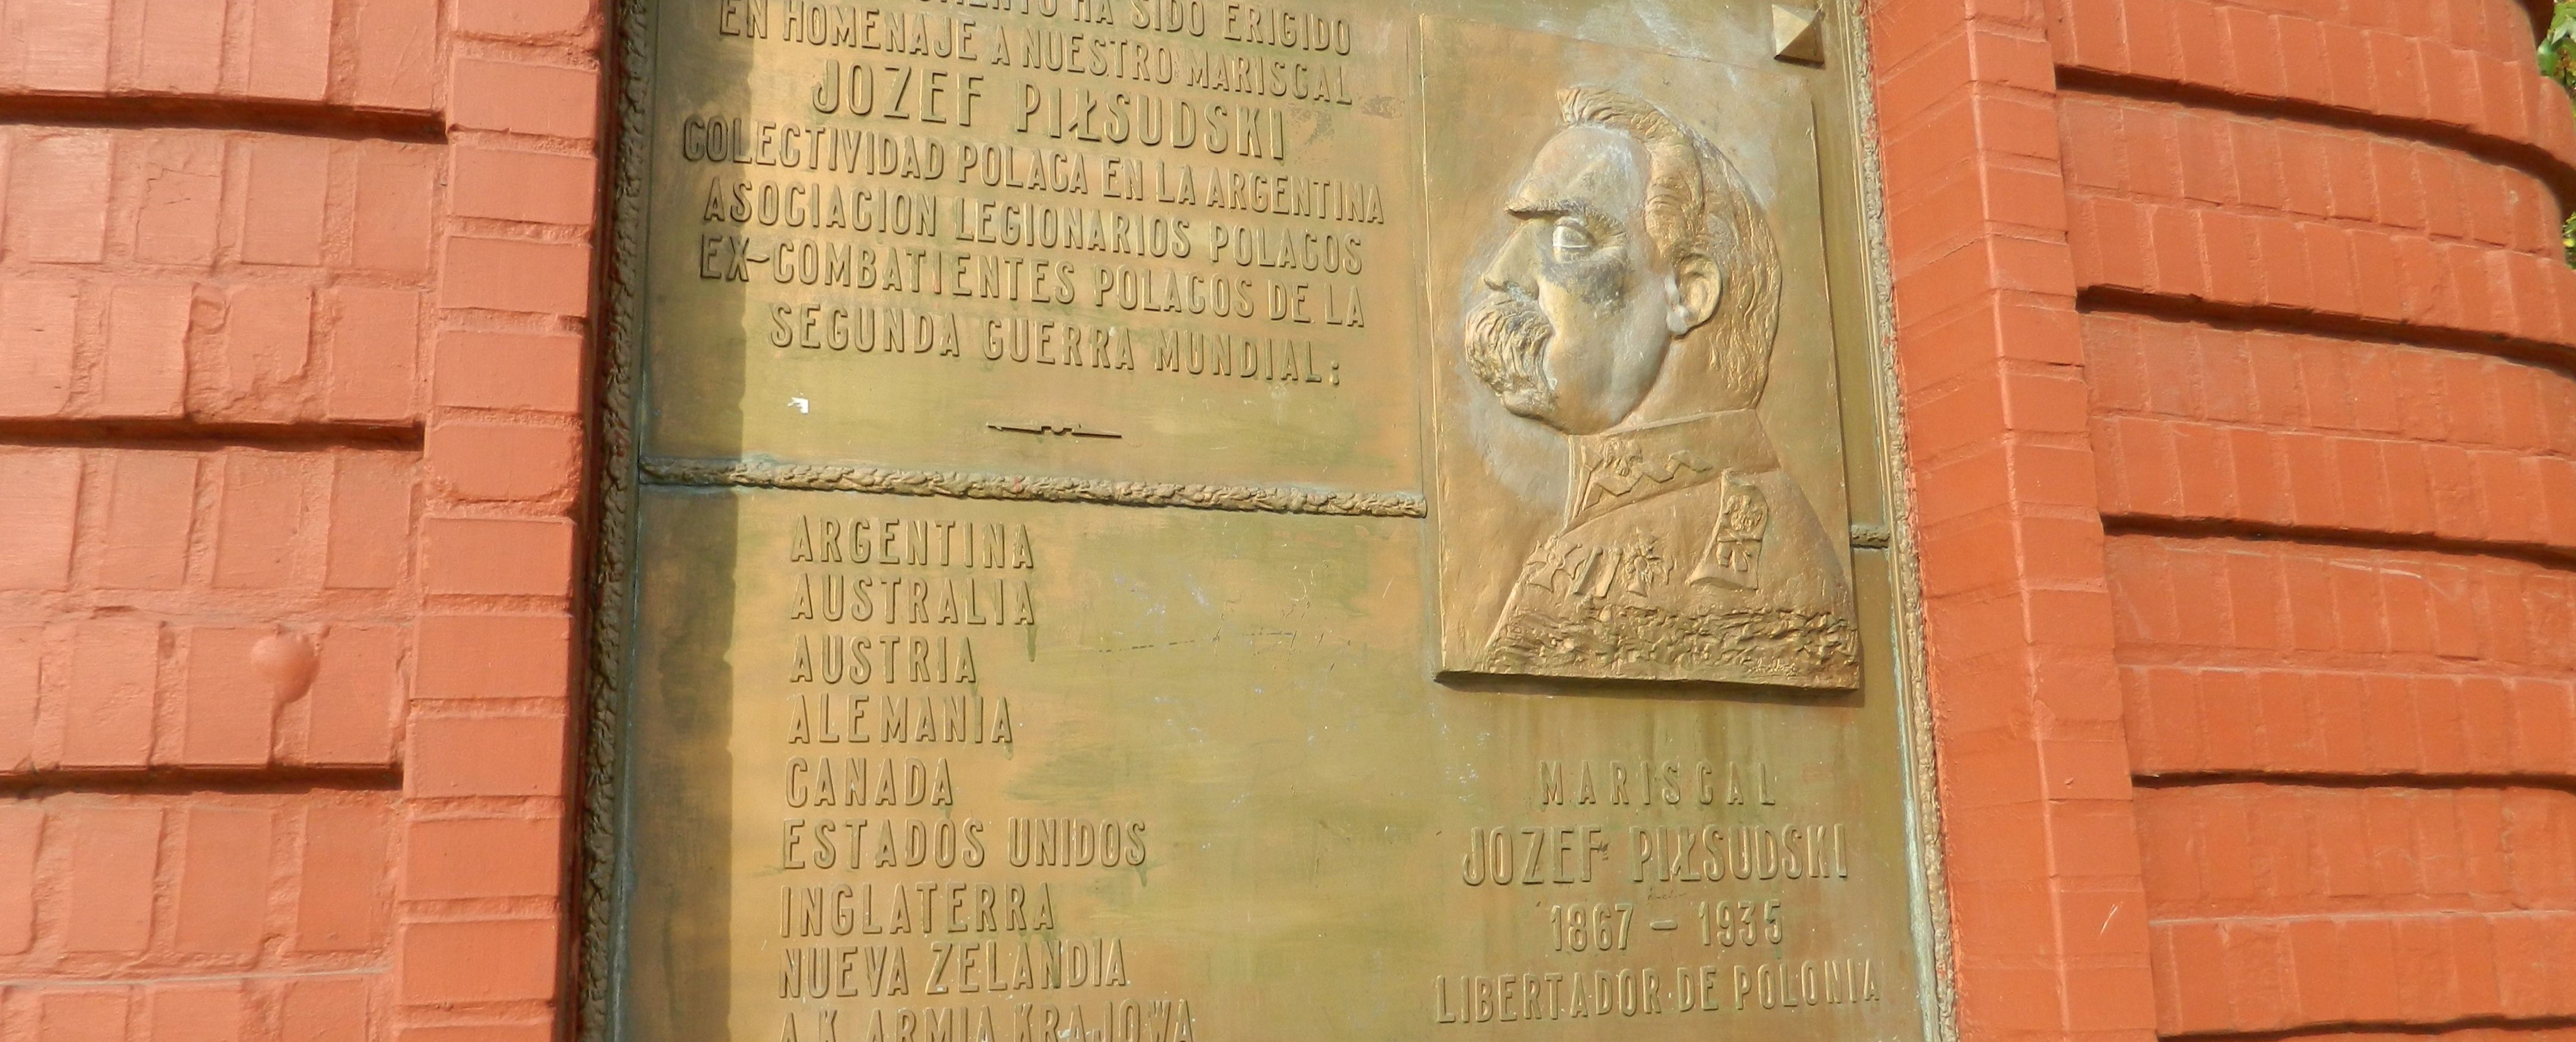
[1465, 123, 1680, 436]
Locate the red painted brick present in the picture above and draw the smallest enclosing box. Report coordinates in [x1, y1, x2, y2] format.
[0, 279, 79, 418]
[128, 136, 224, 264]
[303, 624, 403, 765]
[2227, 428, 2286, 526]
[2123, 0, 2182, 79]
[38, 989, 132, 1042]
[100, 285, 194, 419]
[63, 806, 161, 952]
[64, 619, 162, 768]
[216, 283, 315, 409]
[2515, 680, 2576, 774]
[350, 0, 439, 109]
[8, 134, 111, 262]
[0, 627, 38, 772]
[407, 815, 563, 898]
[2491, 913, 2561, 1016]
[2381, 565, 2436, 654]
[326, 452, 414, 590]
[278, 976, 373, 1042]
[456, 0, 595, 38]
[147, 983, 244, 1042]
[2198, 209, 2258, 302]
[0, 449, 81, 590]
[448, 59, 600, 139]
[410, 714, 566, 797]
[432, 329, 584, 413]
[326, 287, 424, 423]
[180, 627, 277, 766]
[132, 0, 224, 94]
[129, 137, 222, 265]
[5, 0, 111, 89]
[439, 236, 594, 315]
[97, 452, 200, 590]
[295, 803, 390, 951]
[398, 917, 561, 1003]
[2450, 910, 2507, 1013]
[2272, 128, 2334, 221]
[451, 146, 599, 225]
[239, 137, 330, 265]
[428, 422, 579, 501]
[244, 0, 332, 101]
[415, 614, 571, 701]
[172, 806, 273, 954]
[212, 452, 312, 589]
[352, 144, 438, 274]
[2231, 921, 2299, 1028]
[0, 0, 605, 1031]
[0, 804, 37, 953]
[422, 516, 576, 596]
[393, 1023, 554, 1042]
[2169, 1, 2226, 93]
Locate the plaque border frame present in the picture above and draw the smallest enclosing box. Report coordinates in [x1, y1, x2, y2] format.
[569, 4, 1959, 1041]
[1828, 2, 1964, 1037]
[575, 0, 653, 1035]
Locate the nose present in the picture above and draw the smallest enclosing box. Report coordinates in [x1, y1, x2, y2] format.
[1479, 221, 1540, 296]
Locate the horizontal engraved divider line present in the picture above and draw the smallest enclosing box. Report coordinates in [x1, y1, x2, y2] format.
[640, 456, 1428, 517]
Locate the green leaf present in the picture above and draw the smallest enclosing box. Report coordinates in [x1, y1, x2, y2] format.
[2543, 2, 2576, 88]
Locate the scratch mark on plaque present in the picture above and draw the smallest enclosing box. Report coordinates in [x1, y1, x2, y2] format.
[988, 421, 1122, 439]
[789, 397, 810, 413]
[1108, 638, 1209, 652]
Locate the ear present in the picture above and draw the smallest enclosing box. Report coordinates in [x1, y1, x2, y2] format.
[1665, 255, 1723, 335]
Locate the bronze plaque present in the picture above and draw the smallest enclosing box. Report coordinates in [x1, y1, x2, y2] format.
[1423, 20, 1857, 687]
[595, 3, 1937, 1042]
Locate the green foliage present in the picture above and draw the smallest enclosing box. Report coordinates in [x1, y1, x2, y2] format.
[2544, 2, 2576, 89]
[2550, 3, 2576, 259]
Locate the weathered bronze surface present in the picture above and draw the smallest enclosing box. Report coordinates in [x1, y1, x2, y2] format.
[599, 2, 1934, 1041]
[640, 0, 1423, 491]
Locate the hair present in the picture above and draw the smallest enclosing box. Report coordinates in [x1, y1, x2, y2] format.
[1558, 85, 1781, 409]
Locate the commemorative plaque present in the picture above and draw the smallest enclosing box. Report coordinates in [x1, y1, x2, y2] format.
[593, 3, 1937, 1041]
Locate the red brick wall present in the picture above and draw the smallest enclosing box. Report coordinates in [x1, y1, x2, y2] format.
[5, 1, 2570, 1040]
[1872, 2, 2576, 1042]
[0, 1, 599, 1040]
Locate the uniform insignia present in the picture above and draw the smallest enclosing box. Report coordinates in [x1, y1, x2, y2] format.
[1690, 472, 1767, 590]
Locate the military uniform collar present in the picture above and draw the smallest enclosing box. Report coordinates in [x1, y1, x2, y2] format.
[1568, 410, 1776, 527]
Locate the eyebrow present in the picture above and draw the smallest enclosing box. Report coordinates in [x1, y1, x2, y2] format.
[1506, 197, 1614, 226]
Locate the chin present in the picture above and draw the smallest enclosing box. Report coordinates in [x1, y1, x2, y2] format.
[1499, 393, 1561, 427]
[1519, 404, 1613, 437]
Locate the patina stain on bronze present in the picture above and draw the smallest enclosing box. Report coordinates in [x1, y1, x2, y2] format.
[592, 4, 1938, 1042]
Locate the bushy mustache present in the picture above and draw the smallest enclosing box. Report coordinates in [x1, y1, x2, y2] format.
[1465, 291, 1556, 415]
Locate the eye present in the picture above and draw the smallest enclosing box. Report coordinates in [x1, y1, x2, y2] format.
[1550, 219, 1594, 255]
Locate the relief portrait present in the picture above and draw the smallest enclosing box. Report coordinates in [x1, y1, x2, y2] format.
[1426, 30, 1862, 689]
